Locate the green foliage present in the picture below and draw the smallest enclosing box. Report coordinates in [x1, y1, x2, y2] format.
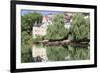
[46, 46, 68, 61]
[33, 36, 44, 42]
[21, 50, 32, 63]
[21, 12, 42, 34]
[45, 14, 68, 40]
[21, 12, 42, 63]
[46, 45, 90, 61]
[68, 46, 90, 60]
[70, 13, 90, 41]
[21, 31, 33, 63]
[21, 32, 33, 53]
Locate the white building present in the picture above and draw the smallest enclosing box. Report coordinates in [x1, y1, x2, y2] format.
[32, 26, 47, 38]
[32, 14, 53, 38]
[41, 14, 53, 28]
[41, 16, 48, 28]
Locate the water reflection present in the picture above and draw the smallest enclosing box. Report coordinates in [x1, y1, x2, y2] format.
[32, 44, 90, 62]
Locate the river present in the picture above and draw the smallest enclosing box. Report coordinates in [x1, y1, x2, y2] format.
[32, 42, 90, 62]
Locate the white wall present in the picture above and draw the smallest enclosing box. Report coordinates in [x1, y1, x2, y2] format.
[0, 0, 99, 73]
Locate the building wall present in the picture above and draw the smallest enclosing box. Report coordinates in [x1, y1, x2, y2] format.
[32, 27, 47, 38]
[32, 45, 48, 61]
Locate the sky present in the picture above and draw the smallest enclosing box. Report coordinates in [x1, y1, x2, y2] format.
[21, 9, 63, 16]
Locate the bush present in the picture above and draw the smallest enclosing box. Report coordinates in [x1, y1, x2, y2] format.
[45, 14, 68, 40]
[70, 13, 90, 41]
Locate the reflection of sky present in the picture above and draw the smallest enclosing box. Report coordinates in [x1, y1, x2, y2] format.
[21, 9, 63, 16]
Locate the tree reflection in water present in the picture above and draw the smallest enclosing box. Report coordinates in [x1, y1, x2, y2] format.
[32, 44, 90, 62]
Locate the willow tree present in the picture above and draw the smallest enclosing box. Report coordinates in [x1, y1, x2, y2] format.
[70, 13, 90, 41]
[21, 12, 42, 62]
[45, 14, 68, 40]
